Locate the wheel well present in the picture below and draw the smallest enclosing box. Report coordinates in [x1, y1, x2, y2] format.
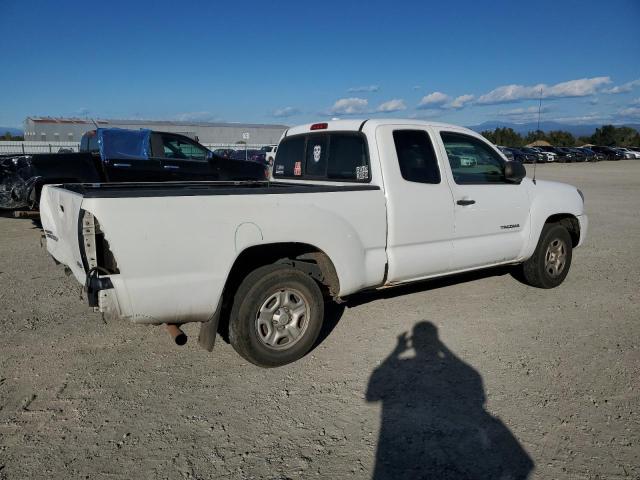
[545, 214, 580, 247]
[216, 243, 339, 341]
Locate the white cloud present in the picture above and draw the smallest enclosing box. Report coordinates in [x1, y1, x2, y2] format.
[376, 99, 407, 113]
[477, 77, 611, 104]
[553, 113, 611, 124]
[329, 97, 369, 115]
[632, 97, 640, 106]
[495, 106, 549, 122]
[603, 79, 640, 94]
[272, 106, 300, 118]
[618, 106, 640, 119]
[417, 91, 449, 108]
[347, 85, 379, 93]
[448, 94, 474, 109]
[412, 85, 422, 90]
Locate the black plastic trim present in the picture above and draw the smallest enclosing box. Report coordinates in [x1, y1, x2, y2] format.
[59, 181, 380, 199]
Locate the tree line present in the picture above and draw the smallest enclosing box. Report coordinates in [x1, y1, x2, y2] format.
[480, 125, 640, 148]
[2, 132, 24, 141]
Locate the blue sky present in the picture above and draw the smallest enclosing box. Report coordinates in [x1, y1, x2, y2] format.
[1, 0, 639, 128]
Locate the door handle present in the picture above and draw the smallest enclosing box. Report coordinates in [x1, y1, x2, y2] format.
[163, 165, 180, 170]
[112, 163, 131, 168]
[456, 198, 476, 206]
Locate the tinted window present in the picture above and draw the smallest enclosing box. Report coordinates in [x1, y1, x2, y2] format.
[273, 136, 305, 176]
[393, 130, 440, 184]
[273, 133, 370, 181]
[440, 132, 506, 184]
[305, 135, 328, 177]
[160, 135, 207, 160]
[328, 133, 369, 181]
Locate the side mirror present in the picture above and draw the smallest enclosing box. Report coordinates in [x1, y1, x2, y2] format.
[504, 161, 526, 183]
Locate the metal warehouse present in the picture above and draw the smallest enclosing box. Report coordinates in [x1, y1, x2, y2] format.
[22, 117, 288, 145]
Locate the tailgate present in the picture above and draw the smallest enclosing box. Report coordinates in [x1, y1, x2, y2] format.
[39, 184, 87, 284]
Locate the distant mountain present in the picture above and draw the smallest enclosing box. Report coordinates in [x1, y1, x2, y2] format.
[467, 121, 640, 137]
[0, 127, 24, 137]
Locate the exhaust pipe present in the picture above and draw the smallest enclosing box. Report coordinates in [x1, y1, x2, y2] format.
[165, 324, 187, 346]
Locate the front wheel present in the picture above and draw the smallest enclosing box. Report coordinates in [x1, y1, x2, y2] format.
[517, 223, 573, 289]
[229, 264, 324, 367]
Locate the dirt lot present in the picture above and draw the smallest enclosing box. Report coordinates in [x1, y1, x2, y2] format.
[0, 161, 638, 479]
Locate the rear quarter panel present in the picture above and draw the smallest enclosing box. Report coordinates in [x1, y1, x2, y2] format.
[82, 188, 387, 324]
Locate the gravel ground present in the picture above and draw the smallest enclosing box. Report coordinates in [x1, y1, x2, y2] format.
[0, 161, 638, 479]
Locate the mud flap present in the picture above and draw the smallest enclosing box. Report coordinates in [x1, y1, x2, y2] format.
[197, 301, 222, 352]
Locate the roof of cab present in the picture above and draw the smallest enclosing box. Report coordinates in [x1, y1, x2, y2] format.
[285, 118, 471, 137]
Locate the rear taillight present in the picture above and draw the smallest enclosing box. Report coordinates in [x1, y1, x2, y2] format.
[310, 123, 328, 130]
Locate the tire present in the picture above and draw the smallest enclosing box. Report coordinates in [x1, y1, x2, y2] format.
[229, 264, 324, 367]
[517, 223, 573, 289]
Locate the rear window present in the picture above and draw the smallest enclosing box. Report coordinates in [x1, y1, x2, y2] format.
[273, 133, 370, 182]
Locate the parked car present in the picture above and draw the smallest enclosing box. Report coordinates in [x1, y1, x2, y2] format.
[555, 147, 582, 162]
[615, 147, 640, 159]
[230, 149, 269, 166]
[0, 128, 267, 209]
[497, 146, 514, 161]
[41, 119, 587, 367]
[575, 147, 602, 162]
[261, 145, 278, 165]
[589, 146, 624, 160]
[520, 147, 547, 163]
[213, 148, 235, 158]
[536, 145, 572, 162]
[528, 147, 557, 163]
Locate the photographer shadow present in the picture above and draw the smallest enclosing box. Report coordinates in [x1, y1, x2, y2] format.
[366, 321, 533, 479]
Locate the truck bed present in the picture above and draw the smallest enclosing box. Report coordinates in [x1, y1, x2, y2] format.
[58, 180, 380, 198]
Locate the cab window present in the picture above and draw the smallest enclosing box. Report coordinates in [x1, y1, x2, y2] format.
[393, 130, 440, 184]
[160, 135, 208, 160]
[440, 132, 506, 184]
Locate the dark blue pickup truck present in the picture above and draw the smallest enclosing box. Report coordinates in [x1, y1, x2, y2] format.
[0, 128, 267, 209]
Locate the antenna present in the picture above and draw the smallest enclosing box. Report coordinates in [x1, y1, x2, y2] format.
[90, 118, 99, 129]
[533, 87, 543, 185]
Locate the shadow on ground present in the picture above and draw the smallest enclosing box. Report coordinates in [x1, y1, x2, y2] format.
[365, 321, 534, 479]
[314, 266, 514, 351]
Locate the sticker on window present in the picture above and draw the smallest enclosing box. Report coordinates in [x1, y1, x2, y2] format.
[275, 164, 284, 175]
[356, 165, 369, 180]
[294, 161, 302, 176]
[313, 145, 322, 163]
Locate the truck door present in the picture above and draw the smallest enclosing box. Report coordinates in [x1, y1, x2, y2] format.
[151, 133, 218, 180]
[436, 130, 530, 270]
[376, 125, 455, 283]
[100, 129, 164, 182]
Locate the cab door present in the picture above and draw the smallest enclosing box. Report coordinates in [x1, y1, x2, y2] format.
[436, 129, 530, 270]
[376, 125, 456, 283]
[150, 133, 219, 181]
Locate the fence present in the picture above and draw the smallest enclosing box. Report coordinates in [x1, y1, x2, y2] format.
[0, 141, 80, 154]
[0, 141, 269, 155]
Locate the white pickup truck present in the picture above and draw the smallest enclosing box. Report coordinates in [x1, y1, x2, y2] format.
[40, 119, 587, 367]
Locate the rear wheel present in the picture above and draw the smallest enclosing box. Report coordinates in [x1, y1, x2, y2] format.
[517, 223, 573, 289]
[229, 264, 324, 367]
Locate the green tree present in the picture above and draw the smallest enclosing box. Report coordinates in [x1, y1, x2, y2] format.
[590, 125, 617, 146]
[589, 125, 640, 146]
[480, 127, 523, 147]
[523, 130, 547, 145]
[546, 130, 576, 147]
